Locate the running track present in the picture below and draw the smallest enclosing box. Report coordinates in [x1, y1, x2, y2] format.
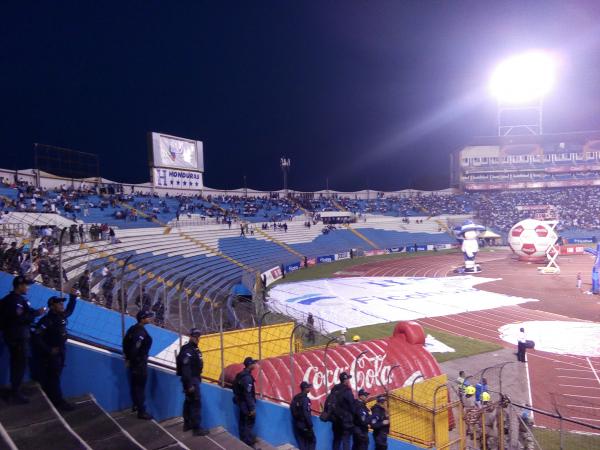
[340, 251, 600, 431]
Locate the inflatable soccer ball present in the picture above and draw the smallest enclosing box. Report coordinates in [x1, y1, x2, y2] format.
[508, 219, 557, 262]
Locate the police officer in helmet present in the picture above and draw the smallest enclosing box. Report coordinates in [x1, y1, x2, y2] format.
[352, 388, 372, 450]
[370, 395, 390, 450]
[291, 381, 316, 450]
[31, 288, 78, 411]
[234, 357, 259, 447]
[177, 328, 208, 436]
[123, 309, 154, 420]
[0, 275, 45, 403]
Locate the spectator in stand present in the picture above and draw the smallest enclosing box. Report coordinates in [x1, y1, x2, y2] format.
[78, 224, 85, 243]
[78, 269, 90, 299]
[306, 313, 315, 345]
[102, 271, 115, 309]
[135, 287, 152, 310]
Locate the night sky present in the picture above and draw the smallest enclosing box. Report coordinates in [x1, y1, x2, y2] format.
[3, 1, 600, 191]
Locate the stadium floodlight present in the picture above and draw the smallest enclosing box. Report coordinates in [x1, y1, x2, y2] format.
[490, 51, 557, 104]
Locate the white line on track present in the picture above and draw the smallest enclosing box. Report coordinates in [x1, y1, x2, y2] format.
[561, 394, 600, 399]
[566, 405, 600, 410]
[556, 368, 597, 372]
[525, 360, 534, 420]
[568, 417, 600, 422]
[557, 376, 598, 381]
[558, 384, 600, 390]
[587, 357, 600, 387]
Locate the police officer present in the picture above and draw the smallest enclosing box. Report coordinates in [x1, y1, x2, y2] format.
[330, 372, 355, 450]
[123, 309, 154, 420]
[0, 276, 46, 403]
[352, 388, 371, 450]
[291, 381, 316, 450]
[177, 328, 208, 436]
[370, 395, 390, 450]
[234, 357, 259, 447]
[31, 289, 78, 410]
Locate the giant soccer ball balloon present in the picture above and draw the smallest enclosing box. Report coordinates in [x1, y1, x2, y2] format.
[508, 219, 557, 262]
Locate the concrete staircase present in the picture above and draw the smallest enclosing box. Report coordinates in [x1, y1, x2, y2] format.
[0, 383, 266, 450]
[0, 384, 89, 450]
[59, 394, 144, 450]
[111, 410, 187, 450]
[160, 418, 251, 450]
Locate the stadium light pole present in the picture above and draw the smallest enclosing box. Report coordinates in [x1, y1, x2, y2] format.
[490, 50, 557, 136]
[280, 157, 291, 197]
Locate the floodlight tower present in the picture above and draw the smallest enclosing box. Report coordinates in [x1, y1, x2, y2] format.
[490, 51, 557, 136]
[280, 157, 291, 197]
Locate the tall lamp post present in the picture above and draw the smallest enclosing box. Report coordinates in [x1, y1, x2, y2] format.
[490, 50, 557, 136]
[280, 157, 291, 197]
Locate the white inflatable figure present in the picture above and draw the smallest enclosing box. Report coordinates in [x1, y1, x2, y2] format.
[455, 220, 486, 273]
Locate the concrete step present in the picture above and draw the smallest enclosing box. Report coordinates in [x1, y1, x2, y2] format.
[276, 444, 299, 450]
[0, 383, 89, 450]
[111, 409, 188, 450]
[160, 418, 251, 450]
[0, 421, 17, 450]
[59, 394, 143, 450]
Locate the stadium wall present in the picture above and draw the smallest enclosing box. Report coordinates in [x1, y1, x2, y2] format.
[0, 271, 420, 449]
[0, 166, 459, 199]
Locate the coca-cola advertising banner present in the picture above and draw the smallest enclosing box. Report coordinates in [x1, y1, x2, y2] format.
[223, 321, 443, 409]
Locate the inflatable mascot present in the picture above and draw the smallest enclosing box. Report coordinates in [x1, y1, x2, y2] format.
[454, 220, 486, 273]
[584, 243, 600, 294]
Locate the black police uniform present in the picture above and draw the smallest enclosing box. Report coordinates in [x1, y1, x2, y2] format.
[234, 368, 257, 447]
[291, 391, 316, 450]
[352, 399, 371, 450]
[32, 294, 77, 406]
[178, 341, 204, 432]
[123, 323, 153, 415]
[370, 403, 390, 450]
[0, 289, 43, 394]
[330, 383, 355, 450]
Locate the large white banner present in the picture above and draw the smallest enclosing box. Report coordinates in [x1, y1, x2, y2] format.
[268, 276, 537, 333]
[150, 132, 204, 171]
[152, 167, 203, 190]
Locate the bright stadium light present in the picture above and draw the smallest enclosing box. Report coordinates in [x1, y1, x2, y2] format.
[490, 51, 557, 104]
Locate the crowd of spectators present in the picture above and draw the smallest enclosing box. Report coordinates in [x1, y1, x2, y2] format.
[4, 177, 600, 235]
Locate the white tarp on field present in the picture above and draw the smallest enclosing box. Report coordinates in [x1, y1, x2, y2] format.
[425, 334, 455, 353]
[268, 276, 537, 333]
[498, 321, 600, 357]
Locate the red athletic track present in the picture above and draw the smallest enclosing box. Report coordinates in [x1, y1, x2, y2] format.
[337, 250, 600, 431]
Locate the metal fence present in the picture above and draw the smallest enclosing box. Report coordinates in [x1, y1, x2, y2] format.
[459, 362, 600, 450]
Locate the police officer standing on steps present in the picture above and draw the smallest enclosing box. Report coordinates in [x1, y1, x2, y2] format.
[123, 309, 154, 420]
[330, 372, 355, 450]
[370, 395, 390, 450]
[352, 389, 371, 450]
[0, 276, 46, 404]
[31, 288, 78, 411]
[177, 328, 208, 436]
[291, 381, 316, 450]
[234, 357, 259, 448]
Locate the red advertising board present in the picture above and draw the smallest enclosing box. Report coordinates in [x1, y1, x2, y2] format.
[222, 321, 443, 408]
[559, 245, 586, 255]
